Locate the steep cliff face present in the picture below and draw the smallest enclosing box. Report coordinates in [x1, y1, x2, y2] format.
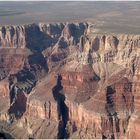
[0, 22, 140, 139]
[0, 26, 26, 48]
[0, 23, 87, 51]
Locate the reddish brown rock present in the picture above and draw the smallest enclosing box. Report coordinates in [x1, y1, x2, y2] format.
[0, 22, 140, 139]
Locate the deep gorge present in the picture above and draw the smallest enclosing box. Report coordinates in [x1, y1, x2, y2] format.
[0, 22, 140, 139]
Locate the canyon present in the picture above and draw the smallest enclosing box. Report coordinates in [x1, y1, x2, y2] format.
[0, 22, 140, 139]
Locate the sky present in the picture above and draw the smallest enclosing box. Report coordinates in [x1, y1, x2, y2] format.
[0, 0, 140, 1]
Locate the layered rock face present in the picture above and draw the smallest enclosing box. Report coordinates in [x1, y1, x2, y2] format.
[0, 22, 140, 139]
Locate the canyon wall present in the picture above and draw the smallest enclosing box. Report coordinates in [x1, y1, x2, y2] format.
[0, 22, 140, 139]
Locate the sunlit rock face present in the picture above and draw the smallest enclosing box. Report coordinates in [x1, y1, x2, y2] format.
[0, 22, 140, 139]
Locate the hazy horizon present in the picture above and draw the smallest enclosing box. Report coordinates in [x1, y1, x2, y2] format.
[0, 1, 140, 34]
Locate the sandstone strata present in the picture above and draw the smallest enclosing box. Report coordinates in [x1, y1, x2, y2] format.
[0, 22, 140, 139]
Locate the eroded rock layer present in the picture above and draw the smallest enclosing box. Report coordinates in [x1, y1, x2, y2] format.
[0, 22, 140, 139]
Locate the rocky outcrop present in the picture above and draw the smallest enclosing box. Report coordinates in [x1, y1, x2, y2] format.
[0, 26, 26, 48]
[0, 22, 140, 139]
[0, 23, 87, 52]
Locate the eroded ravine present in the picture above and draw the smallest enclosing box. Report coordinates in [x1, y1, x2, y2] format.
[52, 74, 69, 139]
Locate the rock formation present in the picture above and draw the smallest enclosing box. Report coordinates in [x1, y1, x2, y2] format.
[0, 22, 140, 139]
